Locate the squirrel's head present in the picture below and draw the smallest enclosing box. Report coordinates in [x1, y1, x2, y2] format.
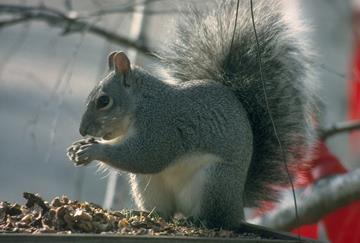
[79, 51, 135, 140]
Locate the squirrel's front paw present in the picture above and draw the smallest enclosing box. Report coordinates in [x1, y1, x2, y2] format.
[67, 138, 100, 166]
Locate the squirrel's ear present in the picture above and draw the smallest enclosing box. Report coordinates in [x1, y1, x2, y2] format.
[108, 51, 118, 70]
[113, 52, 131, 75]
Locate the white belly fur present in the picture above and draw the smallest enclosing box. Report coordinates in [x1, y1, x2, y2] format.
[129, 153, 220, 218]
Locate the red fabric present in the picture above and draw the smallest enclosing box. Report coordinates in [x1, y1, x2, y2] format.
[291, 141, 345, 240]
[323, 201, 360, 243]
[253, 141, 360, 242]
[255, 7, 360, 241]
[293, 8, 360, 241]
[291, 142, 360, 243]
[323, 9, 360, 242]
[293, 142, 346, 187]
[310, 142, 347, 181]
[293, 224, 318, 239]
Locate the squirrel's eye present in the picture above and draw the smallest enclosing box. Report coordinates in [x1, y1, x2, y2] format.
[96, 95, 112, 110]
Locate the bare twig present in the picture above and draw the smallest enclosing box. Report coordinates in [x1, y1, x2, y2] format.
[84, 0, 181, 17]
[0, 4, 154, 56]
[0, 16, 30, 27]
[318, 63, 346, 79]
[320, 120, 360, 139]
[251, 168, 360, 231]
[86, 0, 215, 17]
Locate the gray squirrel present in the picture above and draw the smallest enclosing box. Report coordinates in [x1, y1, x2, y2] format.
[67, 0, 317, 229]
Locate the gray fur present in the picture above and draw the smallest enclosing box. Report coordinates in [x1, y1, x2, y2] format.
[68, 0, 317, 229]
[160, 0, 317, 204]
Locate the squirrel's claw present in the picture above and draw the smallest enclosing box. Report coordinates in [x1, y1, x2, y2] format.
[68, 142, 102, 167]
[66, 138, 99, 166]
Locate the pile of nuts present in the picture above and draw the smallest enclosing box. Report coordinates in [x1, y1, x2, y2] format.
[0, 192, 258, 238]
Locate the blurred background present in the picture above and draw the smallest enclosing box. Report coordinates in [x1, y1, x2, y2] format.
[0, 0, 358, 228]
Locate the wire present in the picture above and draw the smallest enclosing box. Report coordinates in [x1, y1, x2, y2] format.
[249, 0, 301, 239]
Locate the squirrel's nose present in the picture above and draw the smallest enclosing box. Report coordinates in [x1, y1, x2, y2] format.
[79, 123, 90, 137]
[79, 126, 87, 137]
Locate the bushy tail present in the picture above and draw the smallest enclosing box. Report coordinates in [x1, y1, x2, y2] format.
[160, 0, 317, 206]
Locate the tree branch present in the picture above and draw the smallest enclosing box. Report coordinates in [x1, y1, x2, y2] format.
[320, 120, 360, 139]
[251, 168, 360, 231]
[84, 0, 181, 17]
[0, 4, 155, 56]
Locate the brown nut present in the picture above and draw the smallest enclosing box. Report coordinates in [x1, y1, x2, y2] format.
[0, 206, 6, 222]
[8, 203, 22, 216]
[63, 213, 75, 228]
[74, 209, 92, 222]
[20, 214, 33, 223]
[77, 220, 93, 232]
[92, 221, 111, 232]
[50, 197, 62, 207]
[61, 196, 69, 205]
[55, 205, 73, 219]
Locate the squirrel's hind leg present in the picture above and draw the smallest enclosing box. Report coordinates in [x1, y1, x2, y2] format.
[197, 161, 247, 229]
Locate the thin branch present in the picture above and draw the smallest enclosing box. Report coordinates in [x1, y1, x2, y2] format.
[83, 0, 181, 17]
[318, 63, 346, 79]
[0, 16, 31, 27]
[251, 168, 360, 231]
[320, 120, 360, 139]
[0, 4, 154, 56]
[87, 0, 214, 17]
